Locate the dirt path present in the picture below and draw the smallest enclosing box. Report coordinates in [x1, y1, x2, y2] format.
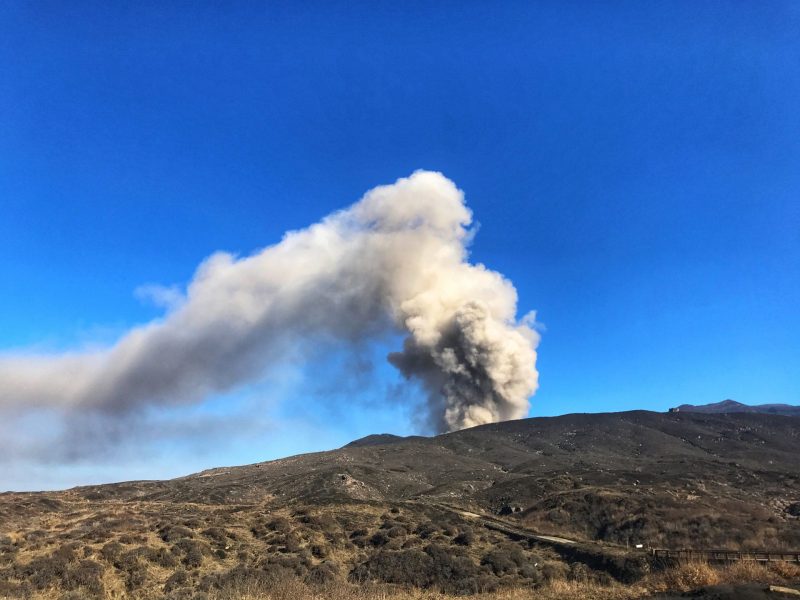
[422, 501, 579, 546]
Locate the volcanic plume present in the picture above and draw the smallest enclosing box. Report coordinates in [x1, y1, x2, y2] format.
[0, 171, 539, 432]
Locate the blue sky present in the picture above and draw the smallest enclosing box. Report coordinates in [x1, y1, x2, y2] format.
[1, 2, 798, 490]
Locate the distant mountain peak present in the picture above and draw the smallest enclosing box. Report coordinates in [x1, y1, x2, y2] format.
[673, 400, 800, 416]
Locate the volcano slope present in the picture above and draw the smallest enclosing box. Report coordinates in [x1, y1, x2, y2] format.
[1, 410, 799, 598]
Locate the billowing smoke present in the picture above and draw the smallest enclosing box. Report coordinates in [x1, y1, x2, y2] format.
[0, 171, 539, 433]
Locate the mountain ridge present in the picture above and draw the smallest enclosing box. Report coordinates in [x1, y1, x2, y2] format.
[674, 399, 800, 416]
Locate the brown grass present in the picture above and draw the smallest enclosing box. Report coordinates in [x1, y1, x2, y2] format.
[206, 579, 649, 600]
[647, 559, 800, 594]
[3, 562, 800, 600]
[657, 561, 721, 592]
[719, 560, 772, 584]
[769, 560, 800, 580]
[3, 495, 800, 600]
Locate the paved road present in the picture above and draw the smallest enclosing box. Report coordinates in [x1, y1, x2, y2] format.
[533, 533, 577, 545]
[429, 502, 578, 546]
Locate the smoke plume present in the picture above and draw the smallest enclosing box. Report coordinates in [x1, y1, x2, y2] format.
[0, 171, 539, 433]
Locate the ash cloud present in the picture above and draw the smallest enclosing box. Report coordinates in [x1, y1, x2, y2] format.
[0, 171, 539, 434]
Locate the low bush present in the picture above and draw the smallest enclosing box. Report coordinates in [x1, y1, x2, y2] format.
[268, 517, 293, 533]
[262, 552, 311, 576]
[184, 547, 203, 568]
[569, 562, 590, 583]
[148, 546, 180, 568]
[284, 532, 303, 553]
[14, 555, 70, 589]
[123, 562, 148, 591]
[453, 527, 474, 546]
[661, 561, 720, 591]
[99, 540, 124, 563]
[720, 560, 771, 584]
[369, 531, 389, 547]
[350, 549, 433, 587]
[303, 514, 340, 533]
[350, 545, 493, 593]
[769, 560, 800, 580]
[0, 579, 30, 598]
[52, 542, 79, 562]
[202, 527, 228, 544]
[481, 549, 516, 576]
[415, 522, 438, 539]
[164, 570, 188, 593]
[541, 560, 569, 583]
[63, 559, 105, 597]
[425, 543, 488, 594]
[305, 561, 340, 585]
[386, 526, 407, 539]
[160, 525, 195, 543]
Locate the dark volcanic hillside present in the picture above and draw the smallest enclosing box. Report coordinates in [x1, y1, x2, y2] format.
[57, 411, 800, 547]
[2, 410, 799, 598]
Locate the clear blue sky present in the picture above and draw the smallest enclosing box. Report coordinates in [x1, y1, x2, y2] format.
[1, 2, 798, 489]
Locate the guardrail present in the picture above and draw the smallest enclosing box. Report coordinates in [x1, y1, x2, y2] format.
[651, 549, 800, 563]
[422, 501, 800, 568]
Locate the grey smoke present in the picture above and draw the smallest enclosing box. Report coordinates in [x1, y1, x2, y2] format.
[0, 171, 539, 433]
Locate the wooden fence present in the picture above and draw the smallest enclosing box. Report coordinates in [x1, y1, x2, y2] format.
[651, 549, 800, 564]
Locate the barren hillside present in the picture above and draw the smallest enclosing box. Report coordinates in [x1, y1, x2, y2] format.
[1, 411, 799, 598]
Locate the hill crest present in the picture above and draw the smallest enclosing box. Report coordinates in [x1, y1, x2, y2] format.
[674, 399, 800, 416]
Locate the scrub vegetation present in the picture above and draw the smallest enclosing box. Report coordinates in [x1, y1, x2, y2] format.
[1, 411, 799, 599]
